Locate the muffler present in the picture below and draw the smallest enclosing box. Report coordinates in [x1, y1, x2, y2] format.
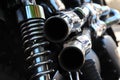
[44, 7, 89, 43]
[58, 29, 92, 72]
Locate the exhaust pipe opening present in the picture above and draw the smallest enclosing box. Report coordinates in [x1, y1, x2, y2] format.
[44, 17, 69, 43]
[58, 46, 85, 72]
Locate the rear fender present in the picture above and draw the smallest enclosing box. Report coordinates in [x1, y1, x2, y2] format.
[102, 35, 120, 73]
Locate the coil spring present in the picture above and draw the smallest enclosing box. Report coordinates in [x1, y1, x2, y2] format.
[19, 18, 54, 80]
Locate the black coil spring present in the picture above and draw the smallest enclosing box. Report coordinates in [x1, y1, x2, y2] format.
[19, 18, 54, 80]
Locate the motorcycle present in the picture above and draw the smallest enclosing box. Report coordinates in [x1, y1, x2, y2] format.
[42, 1, 120, 80]
[0, 0, 119, 80]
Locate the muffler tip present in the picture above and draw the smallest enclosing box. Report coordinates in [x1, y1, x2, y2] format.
[44, 16, 69, 43]
[58, 46, 85, 72]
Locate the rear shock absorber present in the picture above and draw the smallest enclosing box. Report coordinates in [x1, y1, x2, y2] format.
[16, 1, 54, 80]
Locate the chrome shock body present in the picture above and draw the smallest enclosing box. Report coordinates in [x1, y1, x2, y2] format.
[16, 2, 54, 80]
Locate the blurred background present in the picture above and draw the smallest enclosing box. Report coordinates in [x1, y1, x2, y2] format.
[106, 0, 120, 54]
[106, 0, 120, 53]
[106, 0, 120, 11]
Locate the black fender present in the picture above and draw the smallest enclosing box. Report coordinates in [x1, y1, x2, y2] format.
[102, 35, 120, 73]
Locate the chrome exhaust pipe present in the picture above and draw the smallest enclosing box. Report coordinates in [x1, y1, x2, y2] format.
[105, 8, 120, 26]
[44, 7, 89, 43]
[58, 29, 92, 72]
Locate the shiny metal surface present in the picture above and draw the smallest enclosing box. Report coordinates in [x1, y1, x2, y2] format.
[20, 18, 54, 80]
[91, 19, 107, 37]
[44, 11, 81, 43]
[25, 5, 45, 19]
[69, 72, 80, 80]
[58, 29, 92, 72]
[54, 0, 65, 10]
[16, 3, 54, 80]
[44, 7, 89, 43]
[105, 8, 120, 26]
[16, 5, 45, 22]
[82, 3, 120, 37]
[100, 6, 110, 16]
